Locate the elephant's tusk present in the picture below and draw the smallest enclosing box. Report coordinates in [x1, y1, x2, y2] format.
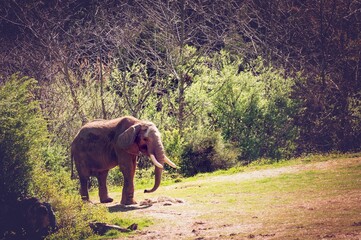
[164, 156, 178, 168]
[150, 154, 164, 169]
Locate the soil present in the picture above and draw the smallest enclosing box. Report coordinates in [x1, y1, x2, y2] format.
[107, 157, 361, 240]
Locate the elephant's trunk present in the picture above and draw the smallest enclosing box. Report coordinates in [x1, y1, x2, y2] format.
[144, 130, 177, 193]
[144, 140, 166, 193]
[144, 159, 163, 193]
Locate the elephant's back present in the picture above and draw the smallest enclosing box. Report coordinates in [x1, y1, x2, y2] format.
[84, 117, 122, 128]
[72, 116, 140, 146]
[84, 116, 139, 129]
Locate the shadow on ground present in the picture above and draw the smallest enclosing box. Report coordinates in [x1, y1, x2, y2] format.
[108, 204, 152, 213]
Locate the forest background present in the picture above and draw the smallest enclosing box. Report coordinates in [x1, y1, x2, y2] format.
[0, 0, 360, 238]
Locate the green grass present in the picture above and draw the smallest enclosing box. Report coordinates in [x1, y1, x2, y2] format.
[160, 151, 361, 183]
[88, 153, 361, 239]
[205, 161, 359, 238]
[94, 152, 361, 195]
[149, 155, 359, 238]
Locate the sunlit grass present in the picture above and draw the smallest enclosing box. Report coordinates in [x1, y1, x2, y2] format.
[87, 152, 361, 239]
[137, 154, 360, 238]
[179, 157, 361, 238]
[90, 152, 361, 195]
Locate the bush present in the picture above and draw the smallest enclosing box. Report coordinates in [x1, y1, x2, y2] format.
[180, 130, 237, 177]
[107, 167, 124, 187]
[0, 74, 109, 239]
[162, 128, 185, 168]
[183, 52, 299, 162]
[31, 144, 112, 240]
[0, 74, 48, 203]
[208, 54, 299, 160]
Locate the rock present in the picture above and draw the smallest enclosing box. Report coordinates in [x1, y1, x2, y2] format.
[127, 223, 138, 231]
[0, 197, 57, 240]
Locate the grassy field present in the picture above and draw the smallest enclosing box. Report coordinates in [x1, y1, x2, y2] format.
[90, 154, 361, 239]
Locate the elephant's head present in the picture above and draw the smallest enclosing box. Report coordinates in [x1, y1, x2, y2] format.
[116, 121, 177, 193]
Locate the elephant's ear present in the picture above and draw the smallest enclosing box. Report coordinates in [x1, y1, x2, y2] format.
[116, 124, 141, 149]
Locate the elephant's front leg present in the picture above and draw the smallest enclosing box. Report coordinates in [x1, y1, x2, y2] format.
[97, 170, 113, 203]
[120, 155, 137, 205]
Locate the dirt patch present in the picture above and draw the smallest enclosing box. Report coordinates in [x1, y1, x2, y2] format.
[116, 157, 361, 239]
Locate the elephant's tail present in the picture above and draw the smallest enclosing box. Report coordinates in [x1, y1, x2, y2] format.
[71, 151, 75, 179]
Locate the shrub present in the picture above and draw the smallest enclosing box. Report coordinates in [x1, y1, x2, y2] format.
[0, 74, 108, 239]
[107, 167, 124, 187]
[180, 130, 237, 177]
[208, 54, 299, 161]
[162, 128, 185, 168]
[31, 143, 112, 240]
[0, 74, 48, 203]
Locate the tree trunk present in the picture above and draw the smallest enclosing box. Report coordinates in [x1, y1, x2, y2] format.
[63, 62, 88, 125]
[99, 48, 107, 119]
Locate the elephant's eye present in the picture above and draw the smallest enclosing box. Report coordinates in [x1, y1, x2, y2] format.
[143, 137, 150, 142]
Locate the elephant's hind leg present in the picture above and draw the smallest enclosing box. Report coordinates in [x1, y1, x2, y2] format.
[97, 170, 113, 203]
[79, 176, 90, 201]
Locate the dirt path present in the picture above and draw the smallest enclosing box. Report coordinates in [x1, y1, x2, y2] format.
[109, 157, 361, 239]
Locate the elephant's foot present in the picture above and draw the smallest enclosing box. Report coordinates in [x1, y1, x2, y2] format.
[100, 197, 113, 203]
[121, 198, 137, 205]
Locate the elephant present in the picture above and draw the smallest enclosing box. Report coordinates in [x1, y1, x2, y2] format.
[71, 116, 177, 205]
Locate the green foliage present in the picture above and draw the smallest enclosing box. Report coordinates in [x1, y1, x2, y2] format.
[107, 167, 124, 187]
[0, 74, 109, 239]
[47, 197, 106, 240]
[40, 47, 300, 177]
[195, 53, 299, 161]
[180, 128, 237, 177]
[162, 128, 185, 167]
[0, 74, 48, 203]
[33, 141, 110, 240]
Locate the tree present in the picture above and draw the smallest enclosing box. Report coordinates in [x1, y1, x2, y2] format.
[124, 0, 243, 133]
[1, 0, 359, 157]
[238, 0, 361, 152]
[0, 0, 132, 145]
